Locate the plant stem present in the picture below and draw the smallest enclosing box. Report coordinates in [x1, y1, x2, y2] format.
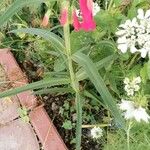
[63, 24, 79, 92]
[82, 124, 111, 128]
[63, 12, 82, 150]
[108, 0, 114, 11]
[126, 121, 132, 150]
[127, 53, 139, 70]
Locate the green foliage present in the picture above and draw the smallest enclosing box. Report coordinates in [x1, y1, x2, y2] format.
[0, 0, 45, 27]
[70, 30, 94, 53]
[0, 78, 70, 98]
[95, 9, 125, 34]
[18, 107, 29, 123]
[1, 0, 150, 149]
[62, 120, 73, 130]
[54, 57, 66, 72]
[73, 52, 125, 129]
[104, 123, 150, 150]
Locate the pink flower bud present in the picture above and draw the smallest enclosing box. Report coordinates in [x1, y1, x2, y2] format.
[41, 10, 51, 27]
[60, 8, 68, 26]
[41, 14, 49, 27]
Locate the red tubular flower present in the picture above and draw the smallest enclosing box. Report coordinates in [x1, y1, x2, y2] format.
[79, 0, 96, 31]
[60, 0, 96, 31]
[73, 10, 81, 31]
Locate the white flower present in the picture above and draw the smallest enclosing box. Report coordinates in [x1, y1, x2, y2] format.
[124, 77, 130, 84]
[133, 85, 140, 91]
[91, 127, 103, 139]
[76, 2, 100, 18]
[123, 77, 141, 96]
[132, 76, 141, 84]
[117, 43, 128, 53]
[119, 99, 134, 111]
[76, 9, 81, 18]
[126, 89, 134, 96]
[137, 9, 150, 20]
[116, 9, 150, 58]
[93, 2, 100, 16]
[119, 100, 150, 123]
[132, 107, 150, 123]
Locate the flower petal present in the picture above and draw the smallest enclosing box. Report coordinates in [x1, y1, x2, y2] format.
[137, 9, 144, 19]
[118, 44, 128, 53]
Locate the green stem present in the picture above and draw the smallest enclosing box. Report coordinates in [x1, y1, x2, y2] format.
[82, 124, 111, 128]
[63, 15, 82, 150]
[63, 25, 78, 92]
[126, 122, 132, 150]
[108, 0, 114, 11]
[127, 53, 139, 70]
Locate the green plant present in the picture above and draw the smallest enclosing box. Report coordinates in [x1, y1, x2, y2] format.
[4, 0, 150, 149]
[18, 107, 29, 123]
[0, 0, 127, 149]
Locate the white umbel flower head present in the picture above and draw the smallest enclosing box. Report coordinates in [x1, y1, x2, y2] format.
[116, 9, 150, 58]
[123, 77, 141, 96]
[132, 107, 150, 123]
[91, 127, 103, 139]
[119, 100, 150, 123]
[119, 99, 134, 111]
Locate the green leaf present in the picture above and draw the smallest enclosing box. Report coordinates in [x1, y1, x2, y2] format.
[0, 78, 70, 98]
[0, 0, 45, 27]
[90, 40, 116, 62]
[114, 0, 122, 6]
[62, 120, 73, 130]
[54, 57, 66, 72]
[95, 10, 124, 33]
[83, 90, 105, 107]
[70, 30, 93, 53]
[10, 28, 66, 59]
[76, 54, 117, 81]
[34, 87, 74, 95]
[73, 52, 125, 129]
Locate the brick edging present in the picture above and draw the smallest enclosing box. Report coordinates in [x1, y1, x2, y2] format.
[0, 49, 68, 150]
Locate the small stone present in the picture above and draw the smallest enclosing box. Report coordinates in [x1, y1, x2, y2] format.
[51, 102, 58, 111]
[43, 96, 48, 100]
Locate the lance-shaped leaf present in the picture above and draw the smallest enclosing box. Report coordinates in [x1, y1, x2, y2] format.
[73, 52, 125, 129]
[0, 77, 70, 98]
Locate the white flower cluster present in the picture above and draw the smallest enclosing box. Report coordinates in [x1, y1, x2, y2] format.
[92, 2, 100, 16]
[116, 9, 150, 58]
[124, 77, 141, 96]
[119, 100, 150, 123]
[91, 126, 103, 139]
[76, 2, 100, 18]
